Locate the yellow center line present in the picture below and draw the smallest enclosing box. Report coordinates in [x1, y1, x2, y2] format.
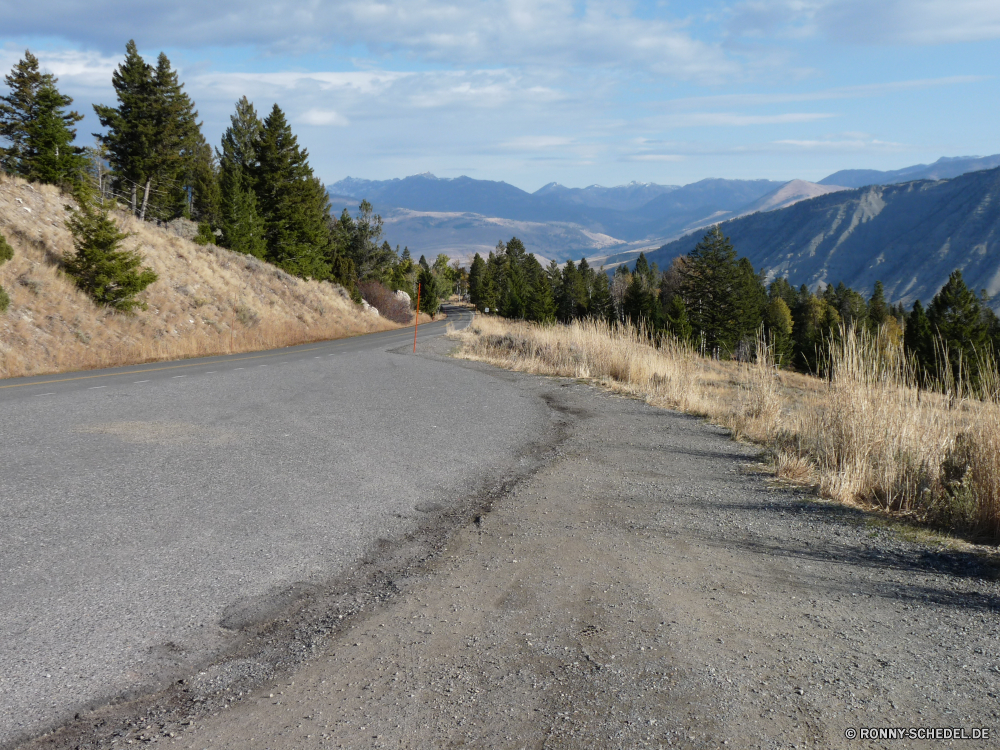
[0, 347, 324, 390]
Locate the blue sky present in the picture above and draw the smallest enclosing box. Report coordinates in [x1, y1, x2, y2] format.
[2, 0, 998, 191]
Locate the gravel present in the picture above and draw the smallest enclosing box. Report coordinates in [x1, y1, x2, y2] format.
[14, 347, 1000, 750]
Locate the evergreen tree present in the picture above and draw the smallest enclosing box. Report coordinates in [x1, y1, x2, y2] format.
[95, 43, 201, 220]
[904, 299, 933, 376]
[416, 265, 439, 315]
[765, 297, 794, 366]
[480, 251, 501, 312]
[577, 257, 594, 310]
[468, 252, 486, 310]
[94, 41, 152, 215]
[1, 51, 84, 184]
[524, 254, 556, 323]
[679, 227, 746, 355]
[141, 52, 201, 220]
[498, 239, 528, 319]
[732, 257, 767, 347]
[346, 200, 395, 280]
[1, 51, 56, 175]
[217, 97, 266, 258]
[927, 270, 990, 382]
[256, 104, 331, 278]
[589, 270, 614, 324]
[622, 271, 661, 330]
[63, 187, 157, 312]
[23, 82, 85, 186]
[664, 294, 693, 342]
[867, 280, 890, 333]
[557, 260, 580, 322]
[189, 136, 220, 227]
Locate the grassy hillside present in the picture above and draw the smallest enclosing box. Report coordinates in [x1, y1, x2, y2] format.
[0, 175, 398, 379]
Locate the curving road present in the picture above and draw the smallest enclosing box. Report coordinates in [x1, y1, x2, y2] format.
[0, 307, 551, 746]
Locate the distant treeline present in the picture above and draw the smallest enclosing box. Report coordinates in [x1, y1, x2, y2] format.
[470, 227, 1000, 383]
[0, 43, 464, 312]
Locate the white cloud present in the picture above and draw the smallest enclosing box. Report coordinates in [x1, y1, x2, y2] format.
[299, 109, 350, 127]
[500, 136, 573, 150]
[654, 111, 836, 127]
[3, 1, 741, 84]
[625, 154, 685, 162]
[730, 0, 1000, 45]
[772, 137, 905, 150]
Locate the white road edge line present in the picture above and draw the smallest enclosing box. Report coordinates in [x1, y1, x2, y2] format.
[134, 380, 149, 383]
[89, 386, 106, 389]
[35, 392, 56, 396]
[172, 375, 186, 378]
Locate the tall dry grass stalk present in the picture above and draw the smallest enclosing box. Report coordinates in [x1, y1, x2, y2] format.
[457, 315, 1000, 540]
[0, 174, 401, 379]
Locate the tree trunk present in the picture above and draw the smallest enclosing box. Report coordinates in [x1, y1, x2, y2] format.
[139, 178, 152, 222]
[130, 182, 137, 216]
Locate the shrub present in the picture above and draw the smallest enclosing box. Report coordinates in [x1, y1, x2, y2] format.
[63, 190, 158, 313]
[0, 285, 9, 313]
[0, 232, 13, 264]
[358, 280, 412, 323]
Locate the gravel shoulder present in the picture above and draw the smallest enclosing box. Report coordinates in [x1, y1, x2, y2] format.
[22, 347, 1000, 750]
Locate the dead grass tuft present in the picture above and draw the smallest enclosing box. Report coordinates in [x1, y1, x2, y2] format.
[455, 315, 1000, 540]
[0, 174, 400, 378]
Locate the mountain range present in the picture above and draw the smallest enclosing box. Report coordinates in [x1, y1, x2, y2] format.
[329, 154, 1000, 305]
[643, 165, 1000, 310]
[328, 174, 836, 263]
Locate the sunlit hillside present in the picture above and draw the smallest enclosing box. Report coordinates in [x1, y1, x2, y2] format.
[0, 175, 398, 379]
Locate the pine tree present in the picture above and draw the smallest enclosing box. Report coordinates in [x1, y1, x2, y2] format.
[524, 254, 556, 323]
[218, 98, 266, 258]
[142, 52, 201, 220]
[867, 280, 890, 333]
[927, 270, 989, 382]
[22, 82, 86, 186]
[499, 238, 528, 319]
[95, 42, 201, 220]
[468, 252, 486, 310]
[63, 186, 157, 312]
[189, 136, 220, 227]
[1, 51, 54, 174]
[557, 260, 579, 322]
[255, 104, 331, 278]
[765, 297, 794, 366]
[94, 42, 155, 216]
[904, 299, 933, 377]
[417, 266, 439, 316]
[679, 227, 745, 355]
[589, 270, 614, 323]
[480, 251, 501, 312]
[664, 295, 693, 342]
[1, 51, 85, 184]
[345, 200, 395, 280]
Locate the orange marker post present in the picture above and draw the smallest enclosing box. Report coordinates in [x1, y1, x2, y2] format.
[413, 283, 421, 353]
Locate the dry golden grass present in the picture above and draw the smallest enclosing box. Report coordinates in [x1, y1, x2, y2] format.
[0, 174, 402, 379]
[455, 315, 1000, 540]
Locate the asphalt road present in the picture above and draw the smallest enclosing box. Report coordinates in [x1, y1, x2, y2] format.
[0, 307, 551, 747]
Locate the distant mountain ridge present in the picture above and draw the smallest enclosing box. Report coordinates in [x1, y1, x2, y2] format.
[328, 154, 1000, 269]
[819, 155, 1000, 188]
[645, 166, 1000, 310]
